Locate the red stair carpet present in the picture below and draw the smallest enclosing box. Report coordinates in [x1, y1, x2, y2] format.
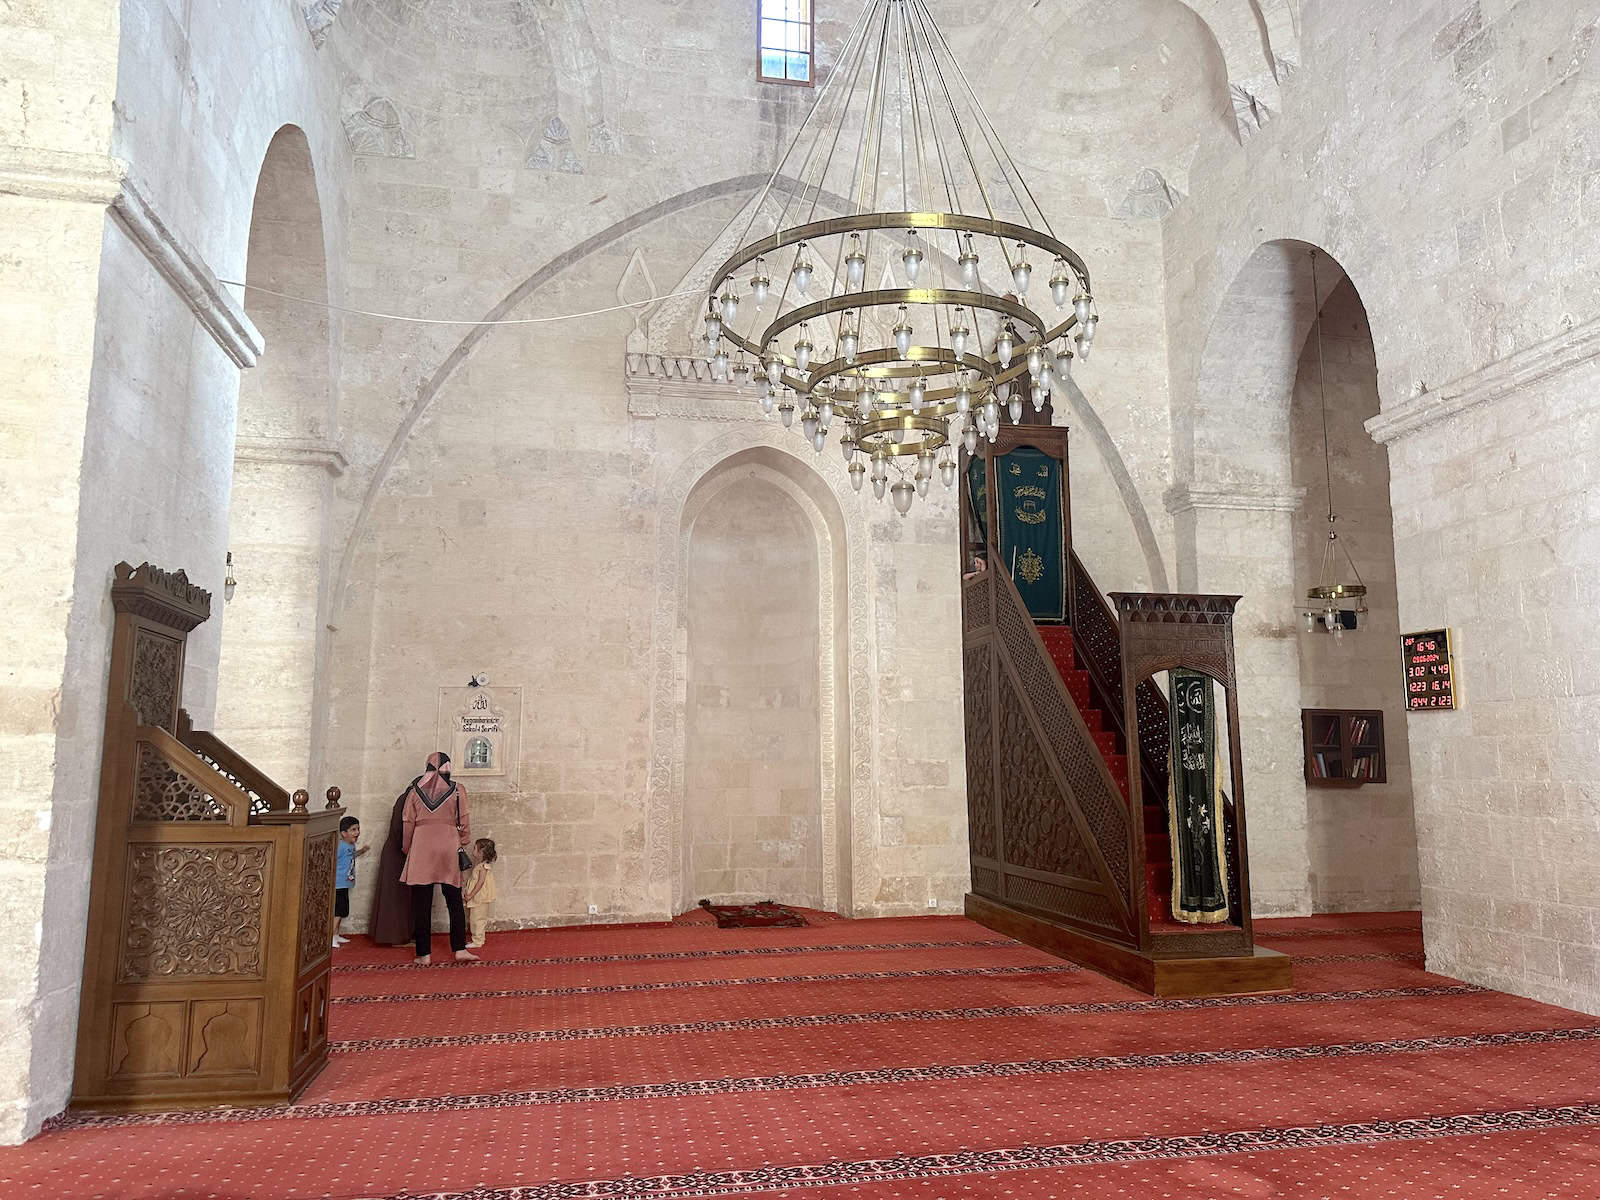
[3, 912, 1599, 1197]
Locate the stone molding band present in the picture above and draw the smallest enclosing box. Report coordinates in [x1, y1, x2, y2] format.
[625, 353, 758, 423]
[1366, 314, 1600, 444]
[0, 147, 263, 369]
[233, 437, 349, 476]
[1163, 482, 1306, 515]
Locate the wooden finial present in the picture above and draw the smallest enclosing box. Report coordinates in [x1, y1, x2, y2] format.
[325, 785, 342, 809]
[291, 789, 310, 812]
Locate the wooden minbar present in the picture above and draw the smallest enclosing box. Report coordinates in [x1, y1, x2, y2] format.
[72, 561, 342, 1112]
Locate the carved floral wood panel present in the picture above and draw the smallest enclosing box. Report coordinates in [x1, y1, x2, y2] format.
[130, 630, 181, 732]
[298, 834, 337, 969]
[132, 743, 228, 822]
[120, 845, 269, 980]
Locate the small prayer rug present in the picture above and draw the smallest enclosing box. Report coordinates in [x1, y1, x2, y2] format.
[696, 898, 808, 929]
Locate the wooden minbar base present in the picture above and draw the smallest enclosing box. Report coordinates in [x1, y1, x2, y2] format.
[966, 893, 1292, 998]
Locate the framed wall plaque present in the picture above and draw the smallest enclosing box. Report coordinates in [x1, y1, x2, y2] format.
[436, 685, 523, 788]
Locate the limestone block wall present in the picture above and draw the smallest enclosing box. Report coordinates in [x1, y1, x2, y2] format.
[1290, 281, 1420, 914]
[684, 476, 823, 908]
[1164, 0, 1600, 1007]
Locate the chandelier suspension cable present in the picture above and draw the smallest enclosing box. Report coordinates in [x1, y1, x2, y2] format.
[1312, 248, 1335, 525]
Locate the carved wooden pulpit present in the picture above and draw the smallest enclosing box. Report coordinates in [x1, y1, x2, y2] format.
[72, 562, 342, 1111]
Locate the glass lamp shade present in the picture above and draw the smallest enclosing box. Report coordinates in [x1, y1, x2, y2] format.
[995, 380, 1011, 403]
[719, 287, 738, 325]
[955, 384, 971, 413]
[757, 377, 771, 400]
[959, 235, 980, 287]
[711, 350, 729, 379]
[873, 476, 887, 500]
[870, 453, 888, 483]
[891, 479, 915, 515]
[849, 460, 867, 491]
[909, 379, 926, 412]
[779, 402, 796, 428]
[1027, 344, 1043, 378]
[1055, 349, 1073, 380]
[766, 356, 783, 386]
[915, 472, 930, 497]
[1080, 314, 1098, 343]
[845, 237, 866, 288]
[940, 459, 957, 488]
[901, 231, 924, 282]
[813, 429, 826, 453]
[1038, 365, 1053, 395]
[794, 336, 813, 371]
[1076, 333, 1092, 362]
[963, 423, 978, 454]
[818, 398, 834, 426]
[1008, 397, 1022, 423]
[793, 247, 814, 296]
[760, 392, 775, 415]
[996, 329, 1014, 368]
[1011, 257, 1031, 295]
[801, 412, 820, 441]
[950, 323, 969, 359]
[1031, 386, 1044, 412]
[983, 399, 999, 426]
[1074, 294, 1093, 325]
[894, 319, 914, 359]
[840, 434, 857, 462]
[840, 329, 858, 363]
[706, 313, 722, 342]
[1049, 260, 1071, 308]
[749, 269, 770, 306]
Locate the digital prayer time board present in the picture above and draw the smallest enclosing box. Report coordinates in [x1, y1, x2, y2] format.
[1402, 629, 1457, 711]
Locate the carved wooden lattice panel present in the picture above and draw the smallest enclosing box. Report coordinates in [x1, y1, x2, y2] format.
[1005, 876, 1121, 930]
[298, 834, 337, 969]
[963, 645, 996, 861]
[1070, 556, 1123, 707]
[1135, 678, 1171, 799]
[996, 672, 1097, 878]
[130, 630, 181, 732]
[191, 750, 268, 814]
[993, 587, 1131, 884]
[120, 845, 268, 979]
[963, 577, 991, 632]
[133, 743, 228, 822]
[970, 864, 999, 895]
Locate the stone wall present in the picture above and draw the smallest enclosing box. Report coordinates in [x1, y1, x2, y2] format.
[1291, 280, 1420, 914]
[684, 474, 823, 909]
[1165, 0, 1600, 1007]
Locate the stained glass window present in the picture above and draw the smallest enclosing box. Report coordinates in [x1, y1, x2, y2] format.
[758, 0, 813, 85]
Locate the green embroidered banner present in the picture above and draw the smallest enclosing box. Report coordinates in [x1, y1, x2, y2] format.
[1168, 670, 1230, 923]
[994, 447, 1065, 621]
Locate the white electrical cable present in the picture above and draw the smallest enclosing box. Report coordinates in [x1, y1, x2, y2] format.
[218, 279, 704, 327]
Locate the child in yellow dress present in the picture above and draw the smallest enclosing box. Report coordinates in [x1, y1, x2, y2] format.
[463, 838, 497, 949]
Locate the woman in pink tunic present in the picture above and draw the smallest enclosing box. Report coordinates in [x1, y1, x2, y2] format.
[399, 752, 476, 963]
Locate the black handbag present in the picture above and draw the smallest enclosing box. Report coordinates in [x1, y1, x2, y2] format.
[455, 793, 472, 874]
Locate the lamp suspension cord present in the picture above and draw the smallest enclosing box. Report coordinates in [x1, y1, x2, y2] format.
[1311, 247, 1335, 527]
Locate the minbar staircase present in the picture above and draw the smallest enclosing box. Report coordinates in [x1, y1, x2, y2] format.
[1036, 625, 1175, 925]
[959, 425, 1289, 997]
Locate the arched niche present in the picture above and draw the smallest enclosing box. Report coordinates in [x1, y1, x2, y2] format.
[216, 125, 337, 789]
[671, 446, 854, 916]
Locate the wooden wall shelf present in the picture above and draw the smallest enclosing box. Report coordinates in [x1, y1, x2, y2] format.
[1302, 708, 1386, 787]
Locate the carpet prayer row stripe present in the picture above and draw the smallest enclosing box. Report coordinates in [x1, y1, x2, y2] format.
[383, 1101, 1600, 1199]
[1255, 924, 1420, 938]
[326, 983, 1480, 1053]
[55, 991, 1525, 1131]
[330, 962, 1082, 1005]
[336, 938, 1019, 974]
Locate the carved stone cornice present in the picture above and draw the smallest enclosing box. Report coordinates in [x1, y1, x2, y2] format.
[1110, 592, 1241, 626]
[0, 146, 126, 205]
[624, 353, 762, 423]
[1163, 482, 1305, 515]
[0, 147, 263, 369]
[111, 561, 212, 631]
[111, 175, 264, 369]
[1366, 315, 1600, 445]
[234, 437, 349, 476]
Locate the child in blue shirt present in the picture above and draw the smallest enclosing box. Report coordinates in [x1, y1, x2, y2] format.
[334, 816, 367, 948]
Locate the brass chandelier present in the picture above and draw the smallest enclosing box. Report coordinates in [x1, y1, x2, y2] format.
[702, 0, 1100, 514]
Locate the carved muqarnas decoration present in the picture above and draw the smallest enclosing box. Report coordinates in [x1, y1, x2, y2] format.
[342, 96, 415, 159]
[134, 743, 228, 822]
[121, 846, 268, 979]
[525, 0, 622, 172]
[303, 0, 343, 48]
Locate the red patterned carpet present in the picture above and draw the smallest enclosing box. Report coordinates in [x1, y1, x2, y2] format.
[5, 912, 1600, 1198]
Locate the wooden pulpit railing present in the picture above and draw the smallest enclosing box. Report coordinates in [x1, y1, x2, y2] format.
[72, 562, 342, 1112]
